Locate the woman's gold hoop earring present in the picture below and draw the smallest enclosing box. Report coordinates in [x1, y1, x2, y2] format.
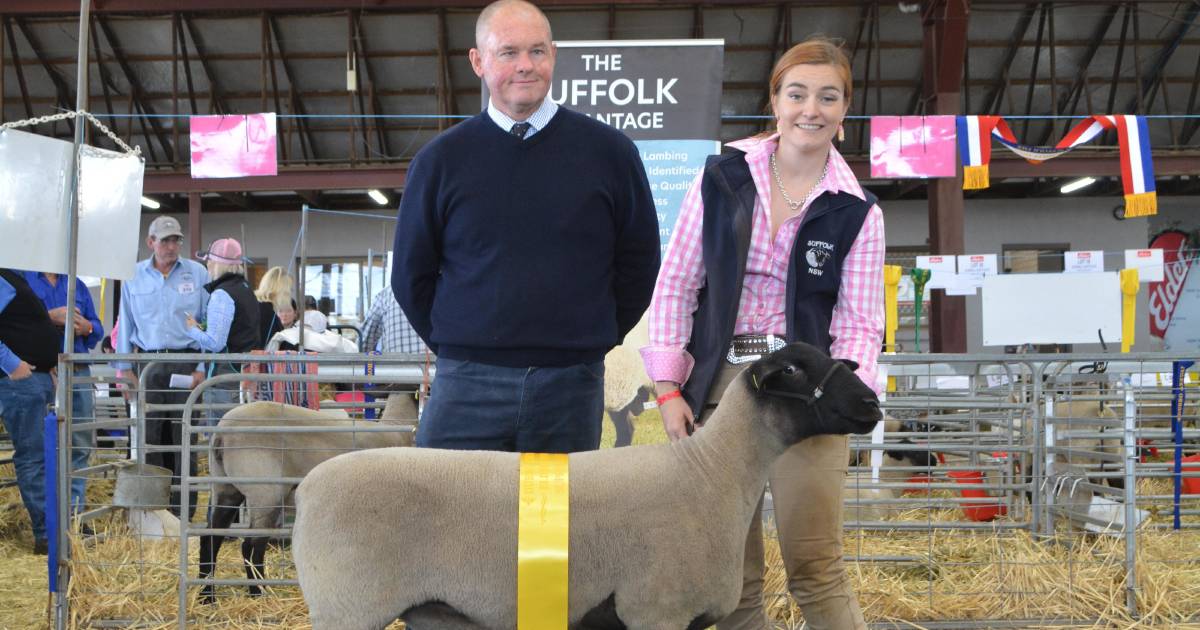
[837, 124, 845, 143]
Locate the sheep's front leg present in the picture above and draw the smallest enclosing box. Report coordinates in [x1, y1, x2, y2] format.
[242, 537, 269, 597]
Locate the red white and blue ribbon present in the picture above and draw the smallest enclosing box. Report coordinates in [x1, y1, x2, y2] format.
[956, 114, 1157, 216]
[956, 115, 1000, 189]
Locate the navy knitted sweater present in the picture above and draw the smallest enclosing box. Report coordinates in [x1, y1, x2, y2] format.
[392, 108, 660, 367]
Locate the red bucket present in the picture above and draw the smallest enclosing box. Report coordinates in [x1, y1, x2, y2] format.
[333, 391, 374, 415]
[1182, 454, 1200, 495]
[902, 475, 935, 496]
[948, 470, 1007, 522]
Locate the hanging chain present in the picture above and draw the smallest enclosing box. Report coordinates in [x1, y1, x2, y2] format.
[0, 110, 142, 157]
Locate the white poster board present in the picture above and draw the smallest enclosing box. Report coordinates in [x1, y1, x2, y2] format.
[982, 272, 1122, 346]
[0, 129, 144, 279]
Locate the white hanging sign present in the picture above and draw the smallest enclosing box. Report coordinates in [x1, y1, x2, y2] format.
[1064, 250, 1104, 273]
[915, 255, 957, 289]
[957, 254, 998, 278]
[1125, 248, 1164, 283]
[0, 128, 144, 280]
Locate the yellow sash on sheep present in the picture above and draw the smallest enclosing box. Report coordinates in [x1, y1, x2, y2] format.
[517, 452, 570, 629]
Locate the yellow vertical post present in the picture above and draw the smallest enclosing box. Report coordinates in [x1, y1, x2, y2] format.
[1120, 268, 1139, 353]
[884, 265, 903, 352]
[99, 278, 107, 322]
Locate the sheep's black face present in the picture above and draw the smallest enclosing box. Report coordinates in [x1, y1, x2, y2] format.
[746, 342, 881, 442]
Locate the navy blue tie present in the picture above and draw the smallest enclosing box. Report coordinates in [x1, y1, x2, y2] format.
[510, 122, 531, 139]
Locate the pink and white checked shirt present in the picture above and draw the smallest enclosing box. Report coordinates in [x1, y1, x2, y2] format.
[640, 133, 885, 394]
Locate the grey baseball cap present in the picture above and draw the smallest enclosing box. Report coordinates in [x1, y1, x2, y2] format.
[148, 216, 184, 240]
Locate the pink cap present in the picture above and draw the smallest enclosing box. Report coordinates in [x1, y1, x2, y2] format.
[197, 238, 244, 264]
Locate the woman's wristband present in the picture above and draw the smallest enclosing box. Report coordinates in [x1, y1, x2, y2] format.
[656, 389, 683, 407]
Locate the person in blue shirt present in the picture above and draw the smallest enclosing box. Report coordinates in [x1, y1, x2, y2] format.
[115, 216, 209, 520]
[0, 269, 61, 554]
[22, 271, 104, 516]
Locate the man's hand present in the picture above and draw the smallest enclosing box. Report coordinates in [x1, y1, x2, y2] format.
[72, 312, 92, 336]
[191, 371, 205, 389]
[184, 312, 198, 329]
[116, 368, 134, 401]
[9, 360, 34, 381]
[47, 306, 70, 327]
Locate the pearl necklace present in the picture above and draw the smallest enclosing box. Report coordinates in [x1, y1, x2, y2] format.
[770, 152, 828, 212]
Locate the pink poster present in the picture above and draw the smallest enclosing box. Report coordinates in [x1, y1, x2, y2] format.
[190, 113, 278, 178]
[869, 115, 956, 179]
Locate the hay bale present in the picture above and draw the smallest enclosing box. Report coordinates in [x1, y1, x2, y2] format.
[6, 449, 1200, 628]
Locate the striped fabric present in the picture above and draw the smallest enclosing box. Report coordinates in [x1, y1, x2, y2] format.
[641, 133, 886, 394]
[243, 350, 321, 410]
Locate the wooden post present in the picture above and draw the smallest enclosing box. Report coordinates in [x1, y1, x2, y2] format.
[922, 0, 970, 353]
[188, 192, 202, 261]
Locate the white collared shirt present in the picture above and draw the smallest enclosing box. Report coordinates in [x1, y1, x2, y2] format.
[486, 98, 559, 139]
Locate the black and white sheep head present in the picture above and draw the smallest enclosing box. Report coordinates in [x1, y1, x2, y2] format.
[745, 342, 881, 443]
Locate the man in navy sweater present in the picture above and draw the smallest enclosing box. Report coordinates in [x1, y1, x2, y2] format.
[392, 0, 659, 453]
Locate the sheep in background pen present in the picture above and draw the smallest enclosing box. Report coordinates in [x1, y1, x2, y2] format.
[1051, 398, 1128, 489]
[197, 393, 416, 603]
[845, 419, 940, 522]
[291, 342, 882, 630]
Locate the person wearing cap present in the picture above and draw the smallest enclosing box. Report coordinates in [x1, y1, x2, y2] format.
[185, 238, 262, 426]
[22, 270, 104, 516]
[115, 215, 209, 519]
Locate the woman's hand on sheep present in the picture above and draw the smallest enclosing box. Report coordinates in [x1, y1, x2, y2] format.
[660, 398, 695, 441]
[655, 382, 695, 441]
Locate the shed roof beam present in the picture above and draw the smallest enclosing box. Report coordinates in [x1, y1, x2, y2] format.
[96, 17, 174, 161]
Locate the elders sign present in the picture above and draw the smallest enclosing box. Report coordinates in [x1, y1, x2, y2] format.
[1148, 230, 1200, 351]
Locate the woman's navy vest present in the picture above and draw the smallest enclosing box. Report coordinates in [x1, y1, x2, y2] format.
[204, 273, 263, 353]
[681, 148, 877, 416]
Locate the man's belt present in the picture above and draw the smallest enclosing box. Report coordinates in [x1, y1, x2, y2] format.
[725, 334, 786, 365]
[134, 346, 195, 354]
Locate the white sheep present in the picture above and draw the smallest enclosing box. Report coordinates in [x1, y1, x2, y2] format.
[197, 393, 416, 603]
[290, 342, 882, 629]
[1051, 398, 1125, 488]
[602, 315, 653, 446]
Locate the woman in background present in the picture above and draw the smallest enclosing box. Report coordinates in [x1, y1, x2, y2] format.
[185, 238, 262, 425]
[254, 266, 294, 344]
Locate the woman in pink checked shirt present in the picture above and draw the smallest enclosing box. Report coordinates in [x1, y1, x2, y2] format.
[640, 36, 884, 630]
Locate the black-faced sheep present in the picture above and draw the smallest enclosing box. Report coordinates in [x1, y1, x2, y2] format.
[845, 420, 940, 522]
[290, 342, 881, 629]
[197, 394, 416, 603]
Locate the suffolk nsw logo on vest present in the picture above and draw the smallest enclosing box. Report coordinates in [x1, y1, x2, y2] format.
[1148, 230, 1200, 351]
[806, 240, 835, 276]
